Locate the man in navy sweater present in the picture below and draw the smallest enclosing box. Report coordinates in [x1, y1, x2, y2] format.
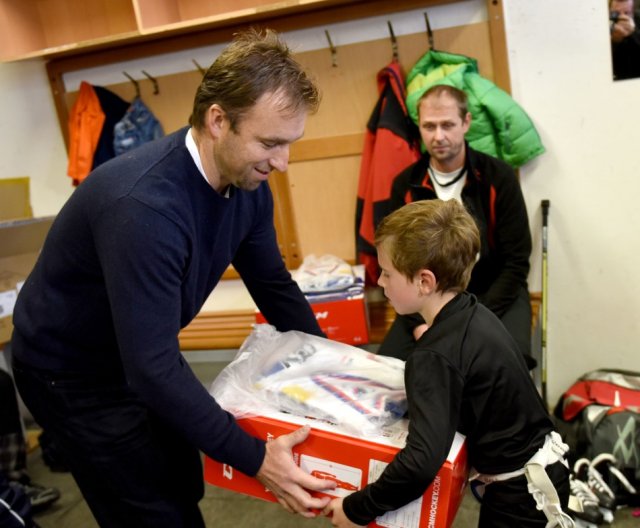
[11, 29, 334, 527]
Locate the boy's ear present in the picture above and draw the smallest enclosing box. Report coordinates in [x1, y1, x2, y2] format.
[417, 269, 437, 295]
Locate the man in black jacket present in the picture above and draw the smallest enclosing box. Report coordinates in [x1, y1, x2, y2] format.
[377, 84, 535, 369]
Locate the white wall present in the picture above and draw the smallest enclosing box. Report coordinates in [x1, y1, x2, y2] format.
[504, 0, 640, 404]
[0, 0, 637, 406]
[0, 60, 71, 214]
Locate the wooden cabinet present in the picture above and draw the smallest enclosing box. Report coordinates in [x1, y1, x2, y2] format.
[1, 0, 138, 61]
[0, 0, 459, 62]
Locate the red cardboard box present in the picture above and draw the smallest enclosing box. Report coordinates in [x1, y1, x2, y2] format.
[255, 265, 369, 345]
[256, 296, 369, 346]
[204, 412, 468, 528]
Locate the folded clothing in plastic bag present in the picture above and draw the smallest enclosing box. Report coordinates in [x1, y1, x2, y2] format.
[210, 324, 407, 437]
[292, 254, 356, 294]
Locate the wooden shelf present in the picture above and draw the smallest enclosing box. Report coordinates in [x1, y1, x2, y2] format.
[2, 0, 310, 61]
[133, 0, 359, 32]
[0, 0, 459, 62]
[0, 0, 139, 61]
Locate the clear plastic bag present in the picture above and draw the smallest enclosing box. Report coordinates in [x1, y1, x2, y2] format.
[292, 254, 356, 294]
[210, 324, 407, 437]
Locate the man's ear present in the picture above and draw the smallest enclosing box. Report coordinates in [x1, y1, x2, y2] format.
[417, 269, 437, 296]
[206, 104, 226, 138]
[462, 111, 472, 131]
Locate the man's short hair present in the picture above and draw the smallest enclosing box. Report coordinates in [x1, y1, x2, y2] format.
[189, 28, 320, 131]
[417, 84, 469, 121]
[375, 199, 480, 293]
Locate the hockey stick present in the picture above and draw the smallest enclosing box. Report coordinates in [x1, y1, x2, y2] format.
[541, 200, 550, 408]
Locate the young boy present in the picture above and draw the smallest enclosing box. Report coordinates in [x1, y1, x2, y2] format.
[323, 199, 573, 527]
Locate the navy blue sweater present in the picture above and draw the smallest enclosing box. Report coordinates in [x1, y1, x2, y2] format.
[12, 127, 322, 476]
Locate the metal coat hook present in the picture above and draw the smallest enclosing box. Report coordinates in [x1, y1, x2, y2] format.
[424, 12, 434, 50]
[192, 59, 206, 76]
[387, 21, 399, 62]
[123, 71, 140, 98]
[324, 30, 338, 67]
[141, 70, 159, 95]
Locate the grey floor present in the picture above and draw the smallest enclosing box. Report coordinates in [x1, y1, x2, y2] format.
[27, 357, 640, 527]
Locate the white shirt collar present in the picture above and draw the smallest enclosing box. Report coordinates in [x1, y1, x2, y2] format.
[185, 127, 208, 183]
[185, 127, 230, 197]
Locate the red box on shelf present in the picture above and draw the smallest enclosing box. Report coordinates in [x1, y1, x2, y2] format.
[256, 264, 369, 345]
[256, 296, 369, 346]
[204, 412, 468, 528]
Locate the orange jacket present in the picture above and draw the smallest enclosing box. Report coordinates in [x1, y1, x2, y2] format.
[67, 81, 105, 185]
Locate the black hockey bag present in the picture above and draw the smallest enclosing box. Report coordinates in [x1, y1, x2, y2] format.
[554, 369, 640, 505]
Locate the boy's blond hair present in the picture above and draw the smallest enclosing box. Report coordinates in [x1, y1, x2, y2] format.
[375, 199, 480, 293]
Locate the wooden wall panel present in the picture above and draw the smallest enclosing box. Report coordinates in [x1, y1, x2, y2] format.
[134, 0, 182, 31]
[0, 3, 45, 57]
[287, 155, 361, 261]
[37, 0, 137, 48]
[297, 22, 495, 141]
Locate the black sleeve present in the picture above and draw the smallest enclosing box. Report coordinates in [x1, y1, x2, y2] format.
[342, 350, 462, 525]
[477, 170, 531, 315]
[94, 199, 266, 476]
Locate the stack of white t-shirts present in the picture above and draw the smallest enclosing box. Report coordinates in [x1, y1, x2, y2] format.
[210, 324, 407, 437]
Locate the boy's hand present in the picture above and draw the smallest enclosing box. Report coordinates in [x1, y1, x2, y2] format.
[322, 497, 367, 527]
[256, 425, 336, 517]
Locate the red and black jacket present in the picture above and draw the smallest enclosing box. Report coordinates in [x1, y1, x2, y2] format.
[355, 61, 421, 285]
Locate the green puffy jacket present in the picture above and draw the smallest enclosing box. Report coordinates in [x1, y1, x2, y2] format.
[406, 50, 544, 168]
